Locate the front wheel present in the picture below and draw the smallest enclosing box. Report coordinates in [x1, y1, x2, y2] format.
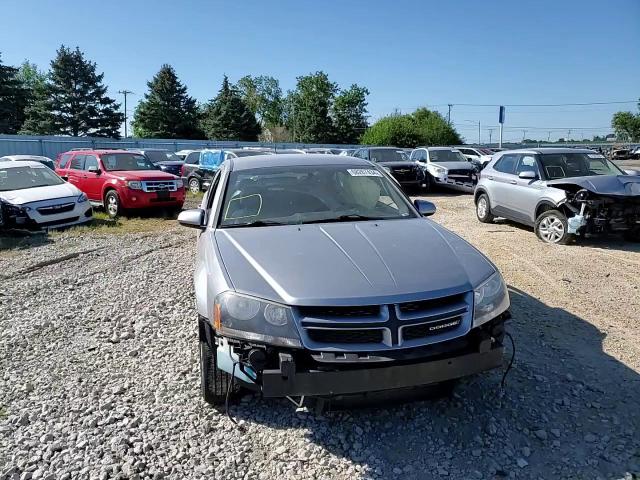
[199, 317, 240, 406]
[535, 209, 574, 245]
[188, 177, 201, 194]
[104, 190, 121, 218]
[476, 193, 494, 223]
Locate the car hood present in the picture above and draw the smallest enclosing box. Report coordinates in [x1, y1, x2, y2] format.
[108, 170, 179, 180]
[377, 161, 417, 168]
[431, 161, 476, 171]
[547, 175, 640, 197]
[0, 182, 81, 205]
[214, 219, 495, 306]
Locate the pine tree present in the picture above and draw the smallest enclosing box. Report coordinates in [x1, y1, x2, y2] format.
[201, 76, 261, 141]
[132, 65, 203, 139]
[45, 46, 123, 137]
[0, 53, 28, 134]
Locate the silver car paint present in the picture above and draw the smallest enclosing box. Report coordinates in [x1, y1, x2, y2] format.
[193, 155, 497, 317]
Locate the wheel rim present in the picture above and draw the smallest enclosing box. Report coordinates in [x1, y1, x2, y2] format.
[189, 180, 200, 194]
[477, 197, 488, 218]
[539, 215, 565, 243]
[106, 195, 118, 216]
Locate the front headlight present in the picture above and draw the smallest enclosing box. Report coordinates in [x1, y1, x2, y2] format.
[433, 166, 446, 175]
[175, 178, 184, 189]
[214, 292, 301, 347]
[473, 271, 510, 327]
[127, 181, 142, 190]
[77, 193, 88, 203]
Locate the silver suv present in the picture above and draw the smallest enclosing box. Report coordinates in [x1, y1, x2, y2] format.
[474, 148, 640, 244]
[178, 154, 510, 406]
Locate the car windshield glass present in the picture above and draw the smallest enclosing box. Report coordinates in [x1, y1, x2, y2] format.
[102, 153, 157, 171]
[369, 150, 409, 162]
[540, 153, 623, 179]
[429, 150, 467, 162]
[143, 151, 182, 163]
[219, 165, 417, 227]
[0, 166, 64, 191]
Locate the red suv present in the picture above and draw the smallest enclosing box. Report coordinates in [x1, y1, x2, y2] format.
[55, 150, 185, 217]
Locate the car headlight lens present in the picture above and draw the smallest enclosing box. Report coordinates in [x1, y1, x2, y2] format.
[127, 181, 142, 190]
[77, 193, 88, 203]
[215, 292, 301, 347]
[175, 178, 184, 189]
[473, 271, 510, 327]
[433, 166, 446, 175]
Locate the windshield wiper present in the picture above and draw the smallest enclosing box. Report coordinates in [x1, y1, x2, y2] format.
[222, 220, 287, 228]
[301, 214, 387, 224]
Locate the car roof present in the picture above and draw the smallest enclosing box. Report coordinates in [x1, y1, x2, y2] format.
[63, 149, 133, 155]
[229, 154, 372, 171]
[0, 160, 45, 169]
[366, 146, 402, 150]
[499, 147, 598, 155]
[414, 146, 459, 151]
[0, 155, 52, 161]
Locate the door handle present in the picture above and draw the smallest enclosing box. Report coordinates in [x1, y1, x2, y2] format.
[509, 180, 517, 185]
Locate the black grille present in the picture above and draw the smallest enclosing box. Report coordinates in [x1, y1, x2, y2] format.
[307, 328, 384, 344]
[447, 169, 471, 176]
[299, 305, 380, 318]
[399, 294, 467, 315]
[403, 317, 462, 341]
[390, 167, 417, 181]
[37, 203, 75, 215]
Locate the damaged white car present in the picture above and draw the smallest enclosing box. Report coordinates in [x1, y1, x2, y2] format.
[474, 148, 640, 244]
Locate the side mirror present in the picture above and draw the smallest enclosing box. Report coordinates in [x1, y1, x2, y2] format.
[518, 171, 537, 180]
[414, 199, 436, 217]
[87, 166, 101, 175]
[178, 208, 205, 229]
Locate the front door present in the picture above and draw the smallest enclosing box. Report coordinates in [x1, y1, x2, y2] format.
[82, 154, 107, 201]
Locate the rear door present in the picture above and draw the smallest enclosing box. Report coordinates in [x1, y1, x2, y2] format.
[182, 151, 200, 179]
[484, 153, 519, 219]
[66, 155, 86, 190]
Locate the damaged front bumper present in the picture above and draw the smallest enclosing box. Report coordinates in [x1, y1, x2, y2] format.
[261, 347, 503, 397]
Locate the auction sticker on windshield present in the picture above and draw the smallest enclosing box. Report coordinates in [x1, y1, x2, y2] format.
[347, 169, 382, 177]
[587, 154, 606, 159]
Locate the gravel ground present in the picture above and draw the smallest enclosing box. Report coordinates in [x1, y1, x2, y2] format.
[1, 192, 639, 480]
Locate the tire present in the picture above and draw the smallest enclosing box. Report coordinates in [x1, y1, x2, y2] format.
[199, 317, 239, 406]
[104, 190, 121, 218]
[623, 227, 640, 242]
[475, 193, 494, 223]
[188, 177, 201, 194]
[535, 209, 574, 245]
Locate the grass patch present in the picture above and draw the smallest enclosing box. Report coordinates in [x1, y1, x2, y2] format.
[52, 211, 179, 237]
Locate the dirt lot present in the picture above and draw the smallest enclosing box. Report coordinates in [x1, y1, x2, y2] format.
[1, 192, 639, 480]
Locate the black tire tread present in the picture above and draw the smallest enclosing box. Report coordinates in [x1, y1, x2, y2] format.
[199, 317, 239, 406]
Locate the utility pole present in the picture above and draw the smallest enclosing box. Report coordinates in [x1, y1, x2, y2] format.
[118, 90, 133, 138]
[478, 121, 481, 145]
[548, 131, 551, 143]
[522, 129, 527, 143]
[488, 128, 494, 145]
[447, 104, 453, 124]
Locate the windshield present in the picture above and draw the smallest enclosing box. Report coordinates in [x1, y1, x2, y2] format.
[369, 149, 409, 162]
[429, 150, 467, 162]
[102, 153, 158, 171]
[143, 151, 182, 163]
[219, 165, 417, 227]
[0, 166, 64, 191]
[539, 153, 623, 180]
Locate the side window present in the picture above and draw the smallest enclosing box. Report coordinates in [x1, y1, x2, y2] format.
[515, 155, 539, 176]
[186, 152, 200, 164]
[69, 155, 85, 170]
[459, 148, 470, 156]
[84, 155, 99, 171]
[59, 153, 72, 168]
[494, 154, 519, 174]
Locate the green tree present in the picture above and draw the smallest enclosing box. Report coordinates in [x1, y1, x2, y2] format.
[611, 100, 640, 142]
[236, 75, 284, 127]
[285, 71, 337, 143]
[361, 108, 461, 147]
[132, 64, 203, 139]
[41, 46, 123, 137]
[18, 62, 55, 135]
[0, 53, 28, 134]
[331, 84, 369, 144]
[201, 76, 261, 141]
